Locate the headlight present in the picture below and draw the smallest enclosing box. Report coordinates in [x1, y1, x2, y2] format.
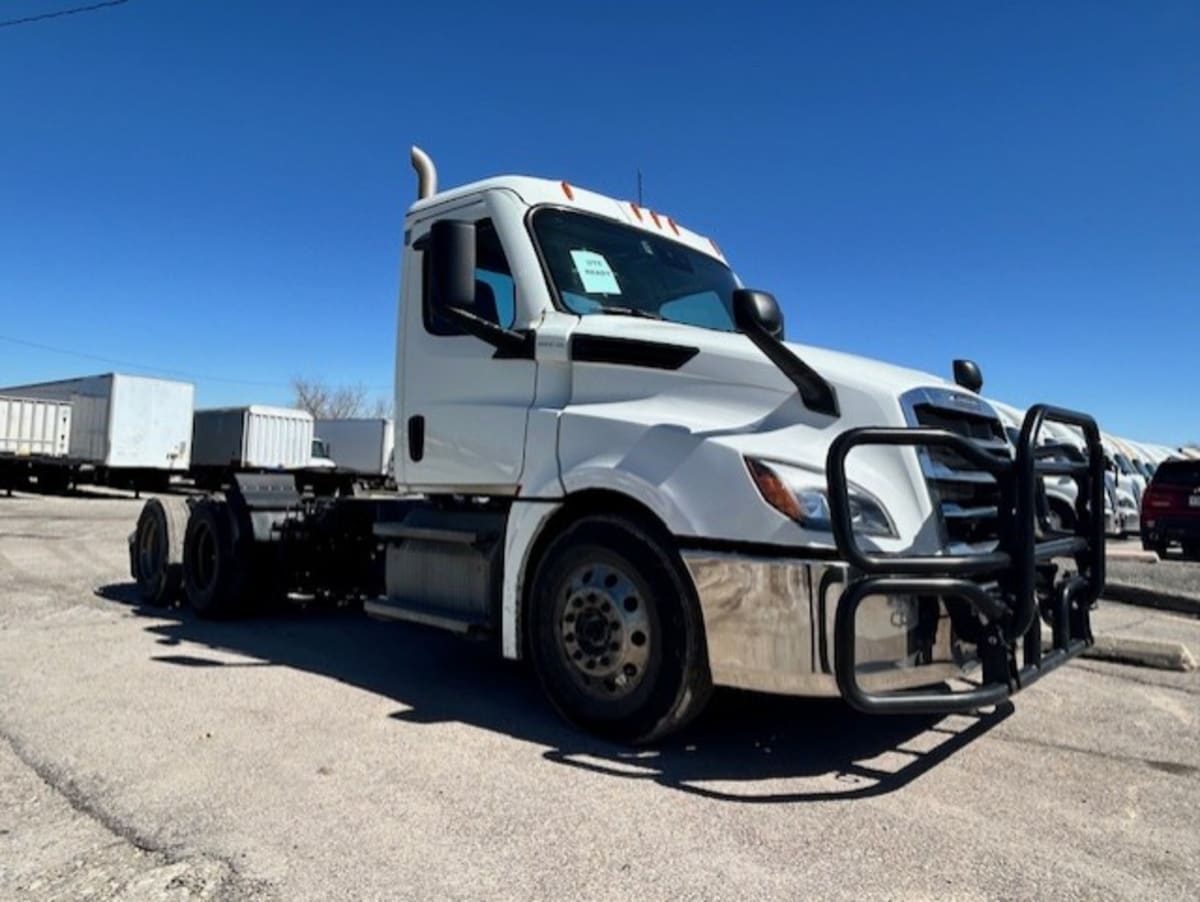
[745, 457, 898, 539]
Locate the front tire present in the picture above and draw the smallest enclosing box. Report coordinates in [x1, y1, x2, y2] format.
[1046, 499, 1075, 533]
[1142, 536, 1167, 557]
[528, 515, 712, 744]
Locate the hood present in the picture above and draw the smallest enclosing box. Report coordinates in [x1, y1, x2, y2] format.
[784, 340, 958, 400]
[560, 316, 982, 552]
[568, 316, 970, 424]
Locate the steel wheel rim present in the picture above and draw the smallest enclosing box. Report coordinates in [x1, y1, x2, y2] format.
[557, 561, 651, 700]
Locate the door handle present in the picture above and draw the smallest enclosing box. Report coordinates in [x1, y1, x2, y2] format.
[407, 415, 425, 462]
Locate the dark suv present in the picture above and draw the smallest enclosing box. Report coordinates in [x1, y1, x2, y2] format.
[1141, 459, 1200, 559]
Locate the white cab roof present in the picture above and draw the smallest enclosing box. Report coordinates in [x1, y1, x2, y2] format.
[409, 174, 727, 265]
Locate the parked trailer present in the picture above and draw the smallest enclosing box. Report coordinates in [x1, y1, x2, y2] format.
[131, 147, 1107, 742]
[314, 418, 394, 483]
[0, 374, 192, 494]
[0, 396, 73, 494]
[0, 396, 72, 456]
[192, 405, 315, 470]
[191, 405, 354, 494]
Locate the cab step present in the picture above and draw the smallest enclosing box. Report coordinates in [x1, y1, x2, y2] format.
[363, 597, 492, 638]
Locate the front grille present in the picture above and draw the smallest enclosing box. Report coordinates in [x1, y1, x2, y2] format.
[902, 388, 1011, 552]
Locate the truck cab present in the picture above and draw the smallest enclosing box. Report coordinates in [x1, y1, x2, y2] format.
[133, 148, 1107, 742]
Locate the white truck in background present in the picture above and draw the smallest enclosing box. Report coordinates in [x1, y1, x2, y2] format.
[0, 373, 193, 494]
[988, 400, 1120, 536]
[1099, 433, 1144, 533]
[129, 147, 1107, 741]
[314, 418, 394, 484]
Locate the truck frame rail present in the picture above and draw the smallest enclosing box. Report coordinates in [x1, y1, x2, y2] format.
[826, 404, 1106, 714]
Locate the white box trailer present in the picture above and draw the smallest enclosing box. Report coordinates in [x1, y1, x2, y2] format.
[0, 396, 72, 457]
[0, 373, 193, 494]
[0, 373, 193, 469]
[192, 405, 314, 470]
[314, 418, 394, 478]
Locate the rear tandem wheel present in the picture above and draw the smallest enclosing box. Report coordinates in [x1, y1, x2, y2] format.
[130, 496, 191, 606]
[182, 498, 255, 618]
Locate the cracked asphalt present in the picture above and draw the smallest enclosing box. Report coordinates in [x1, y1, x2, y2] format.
[1, 490, 1198, 900]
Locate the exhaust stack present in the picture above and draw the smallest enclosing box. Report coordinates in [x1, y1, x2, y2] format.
[411, 146, 437, 200]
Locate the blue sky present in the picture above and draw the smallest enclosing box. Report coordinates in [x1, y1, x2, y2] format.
[1, 1, 1196, 445]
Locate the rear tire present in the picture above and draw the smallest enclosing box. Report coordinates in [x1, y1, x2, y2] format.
[131, 496, 190, 606]
[182, 499, 252, 618]
[527, 515, 712, 744]
[1182, 541, 1200, 562]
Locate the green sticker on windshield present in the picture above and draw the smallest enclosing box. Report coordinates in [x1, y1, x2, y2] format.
[570, 249, 621, 295]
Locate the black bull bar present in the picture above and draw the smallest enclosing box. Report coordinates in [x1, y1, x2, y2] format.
[826, 404, 1106, 714]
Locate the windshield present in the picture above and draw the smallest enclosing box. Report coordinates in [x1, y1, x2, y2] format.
[531, 208, 739, 331]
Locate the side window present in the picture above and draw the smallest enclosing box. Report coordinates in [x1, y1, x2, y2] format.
[424, 218, 516, 336]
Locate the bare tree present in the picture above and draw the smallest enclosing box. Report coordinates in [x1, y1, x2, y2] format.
[291, 377, 377, 419]
[367, 395, 394, 419]
[291, 377, 329, 419]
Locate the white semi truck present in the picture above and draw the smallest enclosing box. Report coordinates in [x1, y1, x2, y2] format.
[129, 148, 1106, 741]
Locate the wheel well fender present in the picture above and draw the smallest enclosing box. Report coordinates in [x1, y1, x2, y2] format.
[514, 489, 698, 661]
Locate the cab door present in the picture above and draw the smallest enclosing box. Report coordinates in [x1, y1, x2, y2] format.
[398, 199, 537, 493]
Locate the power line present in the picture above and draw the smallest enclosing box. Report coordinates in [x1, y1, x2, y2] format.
[0, 0, 130, 30]
[0, 333, 391, 391]
[0, 333, 288, 387]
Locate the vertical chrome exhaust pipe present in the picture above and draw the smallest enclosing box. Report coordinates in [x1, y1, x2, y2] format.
[411, 146, 437, 200]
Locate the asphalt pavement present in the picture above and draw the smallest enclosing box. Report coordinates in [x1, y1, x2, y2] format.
[1, 490, 1197, 900]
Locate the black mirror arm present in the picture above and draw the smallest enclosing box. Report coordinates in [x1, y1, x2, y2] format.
[742, 320, 840, 417]
[444, 306, 535, 358]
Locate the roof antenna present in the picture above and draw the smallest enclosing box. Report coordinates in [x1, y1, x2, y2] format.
[636, 169, 644, 206]
[411, 146, 437, 200]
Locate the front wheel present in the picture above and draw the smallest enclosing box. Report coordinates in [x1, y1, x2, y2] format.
[1045, 499, 1075, 533]
[528, 515, 712, 744]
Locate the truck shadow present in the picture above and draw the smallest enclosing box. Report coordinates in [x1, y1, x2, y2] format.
[96, 582, 1012, 804]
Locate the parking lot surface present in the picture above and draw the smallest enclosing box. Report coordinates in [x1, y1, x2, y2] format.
[2, 491, 1198, 900]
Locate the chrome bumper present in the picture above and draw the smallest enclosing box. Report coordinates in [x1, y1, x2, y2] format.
[682, 552, 967, 698]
